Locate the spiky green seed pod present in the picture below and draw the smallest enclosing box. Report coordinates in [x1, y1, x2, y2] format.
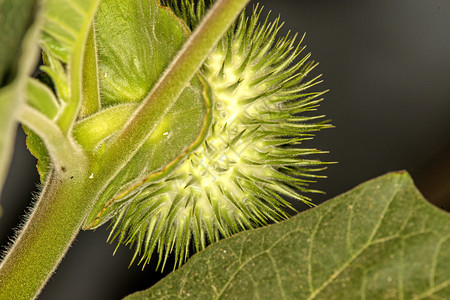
[106, 3, 331, 269]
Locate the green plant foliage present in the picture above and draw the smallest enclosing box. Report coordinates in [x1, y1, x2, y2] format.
[25, 0, 211, 199]
[80, 0, 211, 229]
[90, 0, 187, 107]
[1, 0, 227, 296]
[124, 172, 450, 299]
[22, 0, 102, 184]
[41, 0, 102, 134]
[22, 79, 59, 181]
[0, 0, 40, 196]
[104, 3, 330, 270]
[40, 0, 100, 63]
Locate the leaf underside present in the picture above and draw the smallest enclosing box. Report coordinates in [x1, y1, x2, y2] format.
[125, 172, 450, 300]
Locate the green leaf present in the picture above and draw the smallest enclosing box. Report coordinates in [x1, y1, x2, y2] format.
[40, 0, 99, 63]
[79, 25, 100, 117]
[23, 0, 101, 181]
[25, 78, 59, 119]
[22, 78, 61, 182]
[23, 125, 51, 183]
[40, 0, 101, 133]
[125, 172, 450, 299]
[22, 76, 60, 183]
[82, 0, 210, 229]
[0, 0, 40, 195]
[92, 0, 189, 106]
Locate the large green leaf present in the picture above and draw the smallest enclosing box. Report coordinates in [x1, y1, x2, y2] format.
[125, 172, 450, 299]
[0, 0, 40, 196]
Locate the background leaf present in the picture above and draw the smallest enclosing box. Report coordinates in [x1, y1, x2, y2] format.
[0, 0, 40, 197]
[125, 172, 450, 299]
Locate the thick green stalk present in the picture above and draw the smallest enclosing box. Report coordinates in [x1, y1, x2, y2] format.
[0, 107, 90, 299]
[19, 105, 82, 171]
[0, 165, 89, 299]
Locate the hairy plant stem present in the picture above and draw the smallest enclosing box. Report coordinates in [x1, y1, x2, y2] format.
[19, 105, 83, 171]
[0, 0, 250, 297]
[0, 166, 90, 299]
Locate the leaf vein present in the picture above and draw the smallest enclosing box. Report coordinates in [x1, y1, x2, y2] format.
[308, 179, 402, 299]
[214, 229, 299, 299]
[64, 0, 87, 16]
[413, 278, 450, 300]
[308, 211, 327, 294]
[267, 252, 286, 300]
[430, 235, 449, 288]
[44, 17, 78, 42]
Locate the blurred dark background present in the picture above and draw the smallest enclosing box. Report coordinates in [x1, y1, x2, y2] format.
[1, 0, 449, 299]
